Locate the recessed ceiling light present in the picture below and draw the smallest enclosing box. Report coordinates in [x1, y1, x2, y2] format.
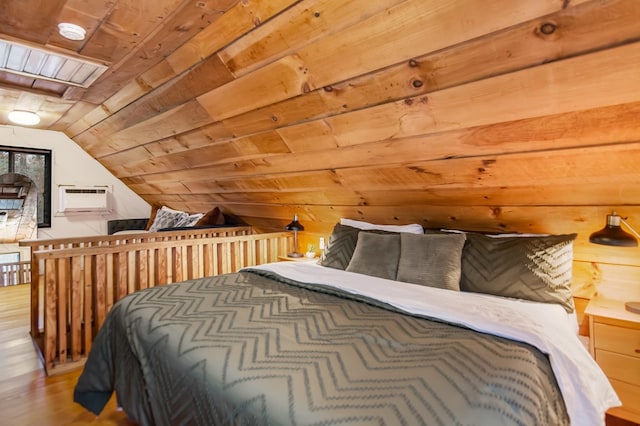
[58, 23, 86, 41]
[8, 110, 41, 126]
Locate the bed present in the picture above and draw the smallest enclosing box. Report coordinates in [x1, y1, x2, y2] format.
[74, 222, 620, 425]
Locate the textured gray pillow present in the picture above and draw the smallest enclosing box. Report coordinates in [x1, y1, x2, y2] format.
[346, 232, 401, 280]
[318, 224, 392, 270]
[396, 233, 466, 291]
[318, 223, 362, 270]
[460, 232, 577, 312]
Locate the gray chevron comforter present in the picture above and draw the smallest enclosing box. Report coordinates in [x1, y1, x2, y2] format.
[74, 269, 569, 425]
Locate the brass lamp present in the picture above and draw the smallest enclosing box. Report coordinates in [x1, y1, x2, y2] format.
[589, 211, 640, 313]
[285, 214, 304, 258]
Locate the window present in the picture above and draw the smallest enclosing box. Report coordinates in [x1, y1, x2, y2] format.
[0, 146, 52, 227]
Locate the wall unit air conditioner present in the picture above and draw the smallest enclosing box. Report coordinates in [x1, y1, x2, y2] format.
[59, 185, 109, 212]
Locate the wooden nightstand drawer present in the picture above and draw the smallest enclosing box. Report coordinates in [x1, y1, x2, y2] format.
[593, 323, 640, 358]
[609, 379, 640, 417]
[595, 350, 640, 385]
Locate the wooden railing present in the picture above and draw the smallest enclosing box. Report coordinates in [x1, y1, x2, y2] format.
[29, 230, 291, 375]
[0, 261, 31, 286]
[19, 226, 253, 341]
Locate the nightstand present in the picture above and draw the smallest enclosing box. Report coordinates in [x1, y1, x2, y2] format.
[586, 297, 640, 423]
[278, 255, 317, 262]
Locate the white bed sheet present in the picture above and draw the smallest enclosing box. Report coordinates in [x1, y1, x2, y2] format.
[246, 261, 620, 426]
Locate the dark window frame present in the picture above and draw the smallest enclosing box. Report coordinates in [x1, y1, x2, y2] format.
[0, 145, 52, 228]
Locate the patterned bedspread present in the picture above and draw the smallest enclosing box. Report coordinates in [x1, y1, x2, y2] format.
[74, 269, 569, 425]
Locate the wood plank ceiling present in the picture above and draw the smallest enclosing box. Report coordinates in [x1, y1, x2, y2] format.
[1, 0, 640, 294]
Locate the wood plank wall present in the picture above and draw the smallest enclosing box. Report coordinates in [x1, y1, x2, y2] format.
[56, 0, 640, 301]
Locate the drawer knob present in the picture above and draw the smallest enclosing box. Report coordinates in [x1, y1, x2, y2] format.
[636, 349, 640, 354]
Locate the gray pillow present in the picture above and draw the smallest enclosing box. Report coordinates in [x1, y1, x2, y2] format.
[318, 223, 362, 270]
[460, 232, 577, 312]
[318, 223, 392, 270]
[396, 233, 466, 291]
[346, 232, 401, 280]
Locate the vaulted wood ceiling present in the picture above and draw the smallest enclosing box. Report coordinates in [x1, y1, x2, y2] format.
[1, 0, 640, 276]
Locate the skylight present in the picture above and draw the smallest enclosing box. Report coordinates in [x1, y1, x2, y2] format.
[0, 39, 108, 88]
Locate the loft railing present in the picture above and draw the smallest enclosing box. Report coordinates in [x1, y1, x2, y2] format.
[27, 230, 291, 375]
[19, 225, 253, 340]
[0, 260, 31, 286]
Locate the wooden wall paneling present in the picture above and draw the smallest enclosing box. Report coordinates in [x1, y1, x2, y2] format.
[75, 0, 640, 174]
[127, 141, 640, 208]
[98, 126, 231, 174]
[222, 203, 640, 242]
[0, 0, 67, 43]
[165, 0, 300, 76]
[107, 131, 291, 176]
[50, 101, 98, 132]
[76, 54, 235, 156]
[295, 0, 564, 90]
[218, 0, 408, 78]
[176, 183, 639, 211]
[92, 101, 214, 156]
[197, 54, 314, 121]
[64, 59, 179, 138]
[78, 0, 240, 105]
[111, 51, 640, 185]
[50, 1, 114, 52]
[197, 190, 365, 206]
[573, 261, 640, 300]
[78, 0, 186, 63]
[325, 44, 640, 149]
[198, 0, 564, 130]
[65, 0, 297, 137]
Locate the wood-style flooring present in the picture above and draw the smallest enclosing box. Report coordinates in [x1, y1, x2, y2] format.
[0, 284, 135, 426]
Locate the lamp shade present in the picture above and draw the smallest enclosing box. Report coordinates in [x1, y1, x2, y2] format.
[285, 215, 304, 231]
[589, 212, 638, 247]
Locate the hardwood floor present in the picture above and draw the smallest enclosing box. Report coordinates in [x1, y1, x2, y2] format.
[0, 284, 135, 426]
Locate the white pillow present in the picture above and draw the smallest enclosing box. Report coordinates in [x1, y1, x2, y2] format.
[340, 218, 423, 234]
[112, 229, 149, 235]
[440, 229, 550, 238]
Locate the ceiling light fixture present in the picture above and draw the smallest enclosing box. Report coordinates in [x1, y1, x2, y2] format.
[58, 23, 87, 41]
[8, 110, 41, 126]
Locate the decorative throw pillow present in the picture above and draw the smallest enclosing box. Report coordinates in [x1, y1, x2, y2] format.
[459, 232, 577, 312]
[174, 213, 205, 227]
[318, 223, 367, 270]
[396, 233, 466, 291]
[319, 223, 412, 270]
[340, 218, 423, 234]
[346, 232, 401, 280]
[148, 206, 188, 232]
[195, 207, 225, 226]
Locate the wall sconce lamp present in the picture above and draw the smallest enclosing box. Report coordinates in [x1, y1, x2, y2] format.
[285, 214, 304, 258]
[589, 211, 640, 313]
